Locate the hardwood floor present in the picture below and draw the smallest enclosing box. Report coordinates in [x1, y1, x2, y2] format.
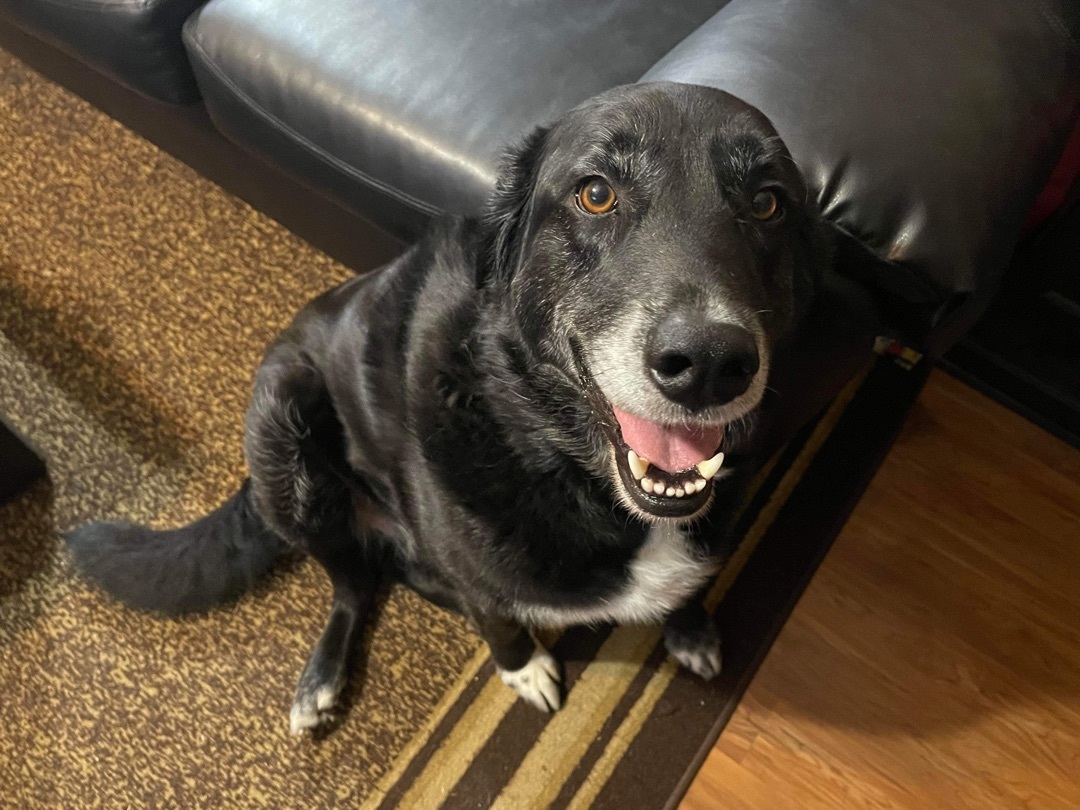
[681, 370, 1080, 810]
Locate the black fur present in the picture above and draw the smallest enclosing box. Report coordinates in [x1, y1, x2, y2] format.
[65, 480, 285, 615]
[66, 83, 830, 727]
[478, 125, 550, 287]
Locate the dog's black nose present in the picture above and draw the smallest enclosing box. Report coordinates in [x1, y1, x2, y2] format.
[646, 313, 760, 411]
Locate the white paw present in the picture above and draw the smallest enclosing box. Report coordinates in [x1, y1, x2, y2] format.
[669, 642, 722, 680]
[498, 646, 563, 712]
[289, 680, 344, 735]
[665, 626, 723, 681]
[290, 698, 324, 735]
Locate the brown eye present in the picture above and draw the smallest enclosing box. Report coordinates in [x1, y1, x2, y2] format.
[577, 178, 617, 214]
[750, 189, 780, 221]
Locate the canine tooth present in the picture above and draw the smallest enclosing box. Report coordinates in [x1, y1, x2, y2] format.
[641, 477, 654, 491]
[652, 481, 666, 496]
[695, 452, 725, 480]
[627, 450, 650, 480]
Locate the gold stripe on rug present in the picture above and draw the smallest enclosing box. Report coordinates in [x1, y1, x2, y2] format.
[565, 658, 681, 810]
[394, 662, 519, 808]
[361, 643, 488, 809]
[490, 625, 664, 809]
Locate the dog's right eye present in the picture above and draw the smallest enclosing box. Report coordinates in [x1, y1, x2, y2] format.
[577, 178, 617, 215]
[750, 189, 781, 221]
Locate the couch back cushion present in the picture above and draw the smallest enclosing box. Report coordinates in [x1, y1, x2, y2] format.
[184, 0, 728, 235]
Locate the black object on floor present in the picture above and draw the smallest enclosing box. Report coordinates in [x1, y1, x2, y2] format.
[0, 418, 47, 505]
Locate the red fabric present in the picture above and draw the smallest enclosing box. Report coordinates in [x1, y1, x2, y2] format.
[1024, 117, 1080, 233]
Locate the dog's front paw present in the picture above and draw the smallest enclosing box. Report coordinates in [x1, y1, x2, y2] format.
[498, 646, 563, 712]
[289, 669, 345, 735]
[664, 614, 722, 681]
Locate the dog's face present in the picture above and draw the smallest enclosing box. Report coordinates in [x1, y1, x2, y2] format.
[482, 83, 825, 523]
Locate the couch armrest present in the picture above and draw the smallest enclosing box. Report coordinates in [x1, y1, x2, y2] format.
[643, 0, 1080, 349]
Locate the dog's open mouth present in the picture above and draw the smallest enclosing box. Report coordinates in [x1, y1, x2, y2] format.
[568, 340, 728, 519]
[609, 406, 724, 519]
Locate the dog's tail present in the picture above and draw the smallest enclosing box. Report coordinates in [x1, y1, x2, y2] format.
[64, 479, 288, 616]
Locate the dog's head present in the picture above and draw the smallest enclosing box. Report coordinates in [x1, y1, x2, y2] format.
[480, 82, 827, 522]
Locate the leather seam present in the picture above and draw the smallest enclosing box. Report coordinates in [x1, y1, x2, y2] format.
[184, 33, 443, 217]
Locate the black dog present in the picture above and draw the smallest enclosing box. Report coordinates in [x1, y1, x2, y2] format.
[67, 82, 827, 732]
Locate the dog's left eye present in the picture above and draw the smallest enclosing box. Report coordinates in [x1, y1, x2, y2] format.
[577, 178, 617, 215]
[750, 190, 781, 221]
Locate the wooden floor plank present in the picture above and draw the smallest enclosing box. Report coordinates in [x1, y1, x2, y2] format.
[682, 370, 1080, 810]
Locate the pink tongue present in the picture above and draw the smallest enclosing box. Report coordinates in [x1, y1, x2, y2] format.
[612, 407, 724, 473]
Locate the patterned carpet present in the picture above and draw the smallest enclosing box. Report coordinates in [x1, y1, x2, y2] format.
[0, 45, 914, 809]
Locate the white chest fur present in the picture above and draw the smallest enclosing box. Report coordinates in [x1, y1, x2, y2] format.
[517, 523, 716, 628]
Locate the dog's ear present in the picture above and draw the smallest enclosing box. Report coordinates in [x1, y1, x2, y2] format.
[477, 126, 550, 288]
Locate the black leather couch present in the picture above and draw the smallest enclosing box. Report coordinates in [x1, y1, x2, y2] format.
[1, 0, 1079, 489]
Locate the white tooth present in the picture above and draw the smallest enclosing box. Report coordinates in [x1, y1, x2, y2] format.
[694, 478, 708, 493]
[640, 477, 654, 491]
[627, 450, 650, 480]
[674, 488, 685, 498]
[665, 487, 676, 497]
[695, 452, 725, 480]
[652, 481, 666, 495]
